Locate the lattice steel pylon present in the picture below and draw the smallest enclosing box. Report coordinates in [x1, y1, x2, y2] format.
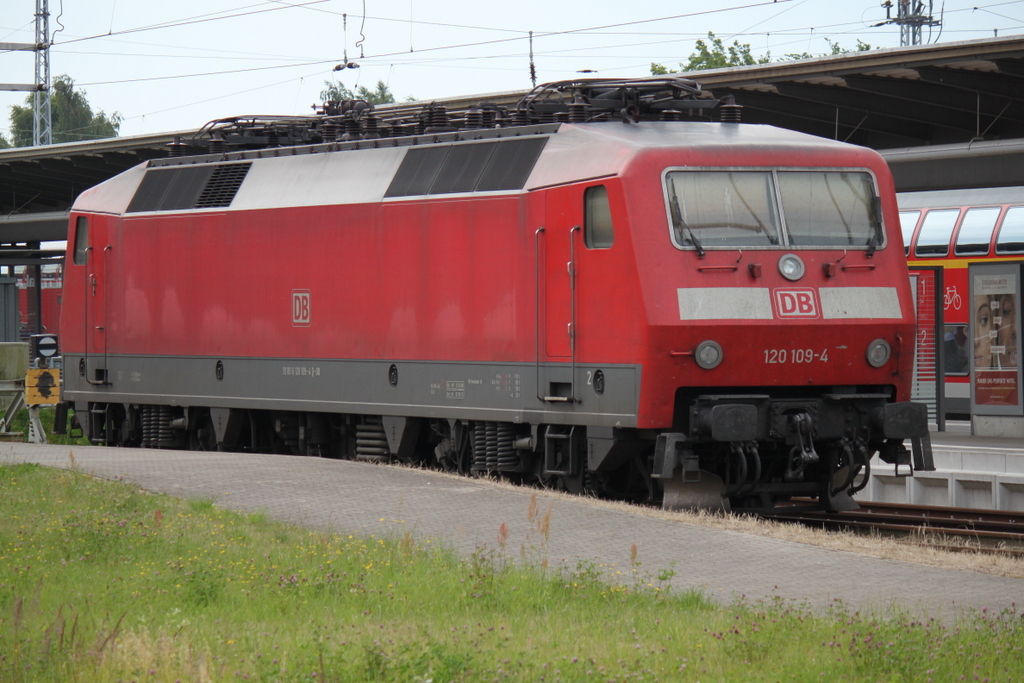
[0, 1, 51, 146]
[33, 0, 52, 146]
[0, 1, 52, 145]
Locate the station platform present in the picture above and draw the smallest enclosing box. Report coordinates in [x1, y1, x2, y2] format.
[860, 423, 1024, 510]
[2, 441, 1022, 621]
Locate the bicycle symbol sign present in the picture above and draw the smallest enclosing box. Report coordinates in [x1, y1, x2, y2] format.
[943, 286, 962, 311]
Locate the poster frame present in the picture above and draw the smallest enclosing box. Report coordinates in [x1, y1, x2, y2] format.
[968, 261, 1023, 416]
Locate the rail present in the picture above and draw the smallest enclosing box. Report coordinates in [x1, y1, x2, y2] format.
[763, 500, 1024, 557]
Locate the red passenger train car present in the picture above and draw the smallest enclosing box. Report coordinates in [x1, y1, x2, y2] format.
[17, 266, 62, 337]
[59, 78, 930, 512]
[901, 186, 1024, 416]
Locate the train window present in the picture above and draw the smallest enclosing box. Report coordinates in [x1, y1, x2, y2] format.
[899, 210, 921, 255]
[584, 185, 614, 249]
[914, 209, 960, 257]
[73, 216, 89, 266]
[778, 171, 880, 247]
[996, 206, 1024, 254]
[954, 207, 1000, 256]
[666, 171, 781, 248]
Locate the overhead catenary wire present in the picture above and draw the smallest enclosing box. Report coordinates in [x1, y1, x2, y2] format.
[130, 69, 328, 121]
[5, 1, 1021, 66]
[77, 57, 342, 87]
[974, 7, 1024, 23]
[68, 1, 808, 88]
[68, 21, 1024, 90]
[49, 18, 1024, 71]
[4, 0, 1023, 139]
[3, 0, 1022, 58]
[51, 0, 799, 52]
[52, 0, 333, 47]
[724, 0, 811, 41]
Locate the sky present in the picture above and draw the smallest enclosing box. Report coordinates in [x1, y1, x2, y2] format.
[1, 0, 1023, 141]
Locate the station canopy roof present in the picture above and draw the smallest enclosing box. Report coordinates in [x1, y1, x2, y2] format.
[3, 34, 1024, 248]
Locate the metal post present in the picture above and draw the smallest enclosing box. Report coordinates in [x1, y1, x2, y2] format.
[932, 267, 945, 431]
[27, 405, 47, 443]
[33, 0, 51, 147]
[529, 31, 536, 88]
[29, 261, 42, 334]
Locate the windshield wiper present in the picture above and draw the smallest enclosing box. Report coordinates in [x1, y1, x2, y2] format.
[866, 195, 881, 258]
[866, 228, 879, 258]
[669, 182, 705, 258]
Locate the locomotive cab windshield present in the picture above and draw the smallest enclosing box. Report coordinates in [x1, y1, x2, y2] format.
[666, 169, 884, 250]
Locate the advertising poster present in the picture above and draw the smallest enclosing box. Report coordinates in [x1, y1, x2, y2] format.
[972, 269, 1019, 408]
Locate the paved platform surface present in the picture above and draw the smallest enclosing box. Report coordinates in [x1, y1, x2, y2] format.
[3, 442, 1023, 621]
[930, 427, 1024, 453]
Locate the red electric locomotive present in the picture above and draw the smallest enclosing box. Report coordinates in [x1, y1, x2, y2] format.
[58, 78, 931, 512]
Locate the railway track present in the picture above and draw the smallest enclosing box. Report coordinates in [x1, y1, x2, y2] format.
[763, 501, 1024, 557]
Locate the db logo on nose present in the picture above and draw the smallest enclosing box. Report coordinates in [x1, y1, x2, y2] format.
[773, 289, 818, 318]
[292, 290, 311, 326]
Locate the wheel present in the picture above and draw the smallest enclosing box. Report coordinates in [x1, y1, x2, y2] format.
[188, 409, 218, 451]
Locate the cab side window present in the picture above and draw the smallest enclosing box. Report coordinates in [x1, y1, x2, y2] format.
[584, 185, 614, 249]
[73, 216, 89, 266]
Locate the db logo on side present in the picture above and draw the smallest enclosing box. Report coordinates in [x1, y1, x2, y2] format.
[292, 290, 311, 326]
[773, 288, 818, 318]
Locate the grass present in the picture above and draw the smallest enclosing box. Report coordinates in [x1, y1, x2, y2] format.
[1, 462, 1023, 682]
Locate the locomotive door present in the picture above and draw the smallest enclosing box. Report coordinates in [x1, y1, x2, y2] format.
[543, 187, 577, 359]
[538, 186, 580, 401]
[83, 215, 110, 384]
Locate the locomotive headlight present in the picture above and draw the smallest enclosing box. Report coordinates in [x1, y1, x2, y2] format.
[694, 340, 724, 369]
[866, 339, 891, 368]
[778, 253, 805, 281]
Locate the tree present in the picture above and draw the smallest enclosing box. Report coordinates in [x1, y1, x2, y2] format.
[828, 38, 873, 55]
[651, 32, 771, 74]
[319, 79, 401, 105]
[8, 74, 121, 146]
[783, 39, 874, 61]
[684, 32, 771, 71]
[651, 32, 873, 74]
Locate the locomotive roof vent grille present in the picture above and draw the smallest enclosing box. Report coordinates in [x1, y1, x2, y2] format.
[127, 162, 252, 213]
[127, 166, 212, 213]
[385, 137, 547, 198]
[194, 163, 252, 208]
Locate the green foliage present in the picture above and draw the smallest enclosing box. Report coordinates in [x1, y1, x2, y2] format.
[651, 32, 770, 74]
[651, 32, 874, 74]
[684, 32, 771, 71]
[2, 464, 1024, 682]
[319, 79, 400, 105]
[0, 134, 9, 149]
[8, 74, 121, 146]
[784, 39, 873, 60]
[829, 38, 874, 55]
